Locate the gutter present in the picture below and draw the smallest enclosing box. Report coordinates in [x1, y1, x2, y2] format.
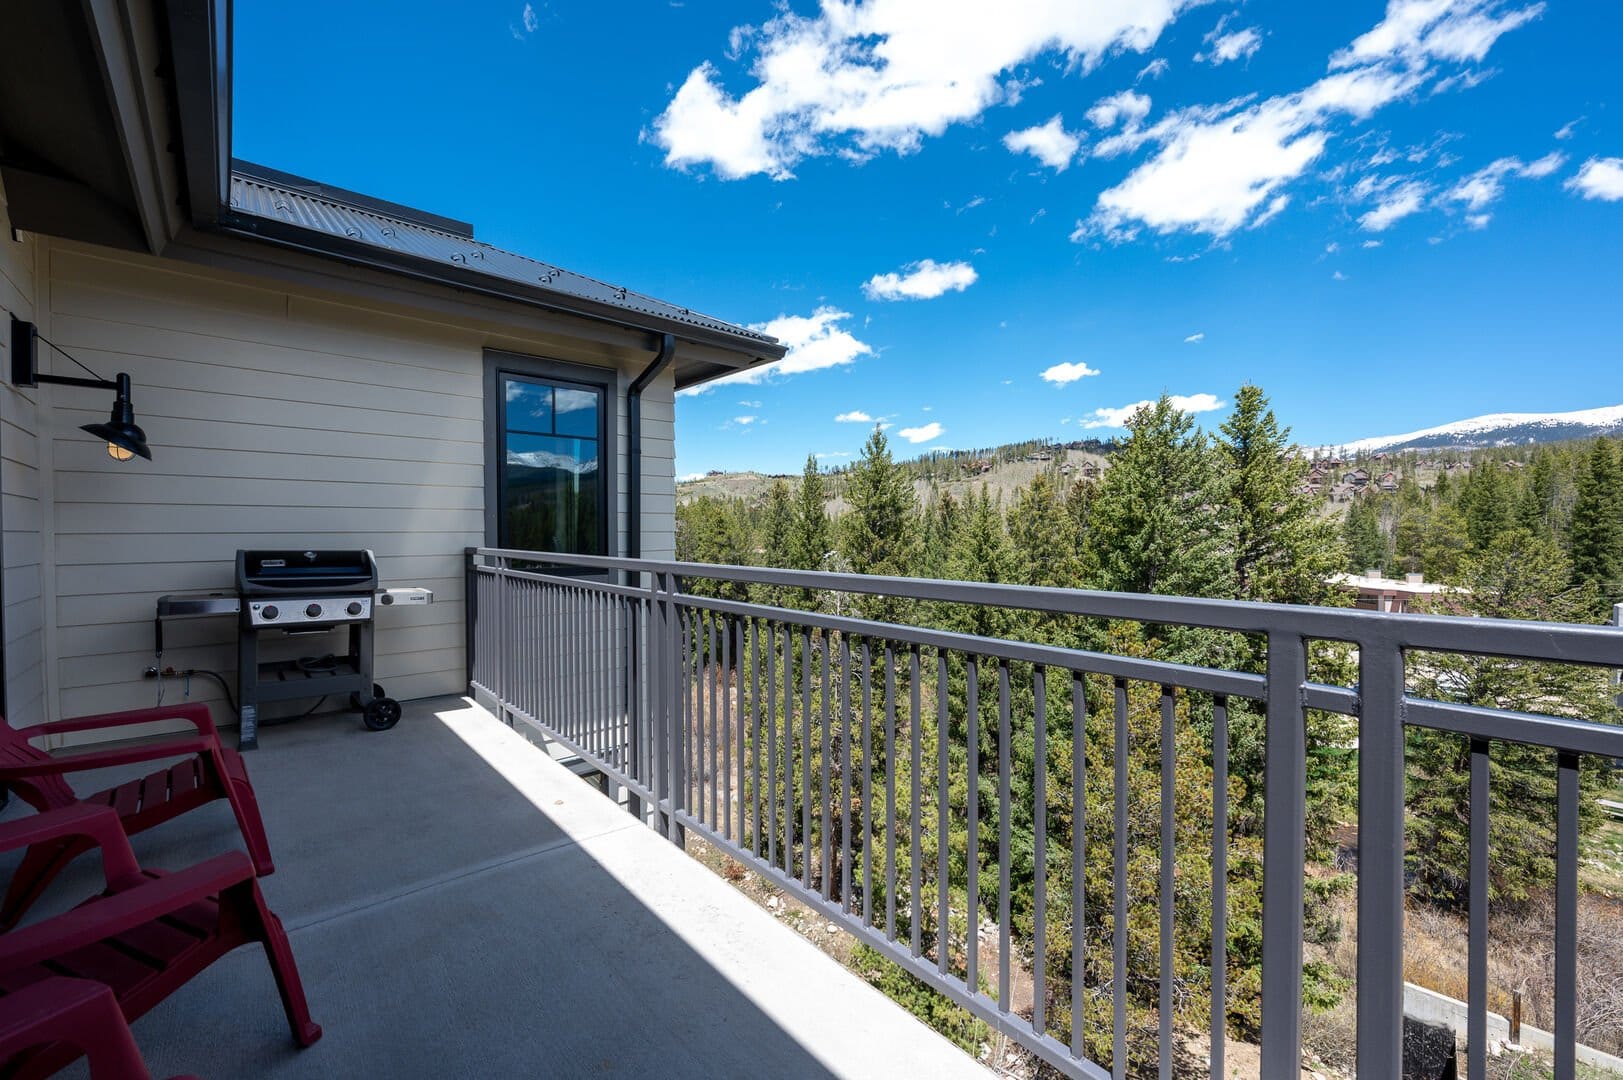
[627, 333, 676, 562]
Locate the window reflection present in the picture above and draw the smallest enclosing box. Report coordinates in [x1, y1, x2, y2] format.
[500, 375, 603, 555]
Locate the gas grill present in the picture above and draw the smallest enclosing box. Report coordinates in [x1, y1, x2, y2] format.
[234, 549, 396, 749]
[153, 549, 433, 750]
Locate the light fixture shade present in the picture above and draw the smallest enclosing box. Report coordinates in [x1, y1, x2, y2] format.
[82, 374, 151, 461]
[81, 419, 151, 460]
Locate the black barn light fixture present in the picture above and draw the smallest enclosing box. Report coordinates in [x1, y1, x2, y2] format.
[10, 315, 152, 461]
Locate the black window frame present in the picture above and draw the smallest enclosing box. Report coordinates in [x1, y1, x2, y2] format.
[483, 351, 618, 569]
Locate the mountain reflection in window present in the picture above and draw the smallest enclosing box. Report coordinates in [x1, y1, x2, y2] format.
[501, 376, 602, 555]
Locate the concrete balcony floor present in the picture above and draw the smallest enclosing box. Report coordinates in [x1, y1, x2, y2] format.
[2, 696, 991, 1079]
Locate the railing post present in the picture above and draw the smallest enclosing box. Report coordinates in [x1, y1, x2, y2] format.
[1260, 631, 1307, 1077]
[652, 571, 686, 845]
[1358, 637, 1406, 1079]
[464, 548, 479, 696]
[625, 572, 644, 822]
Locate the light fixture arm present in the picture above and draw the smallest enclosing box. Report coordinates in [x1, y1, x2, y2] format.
[9, 317, 152, 461]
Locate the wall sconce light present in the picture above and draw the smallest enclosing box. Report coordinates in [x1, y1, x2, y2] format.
[10, 316, 152, 461]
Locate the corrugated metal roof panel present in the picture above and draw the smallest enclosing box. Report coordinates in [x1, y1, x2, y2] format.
[224, 170, 781, 352]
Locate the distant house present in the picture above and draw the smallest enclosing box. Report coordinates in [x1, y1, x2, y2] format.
[1344, 469, 1370, 488]
[1330, 571, 1452, 613]
[1377, 471, 1399, 492]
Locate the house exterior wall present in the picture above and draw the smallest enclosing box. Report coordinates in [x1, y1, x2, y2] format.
[3, 226, 675, 735]
[0, 191, 48, 726]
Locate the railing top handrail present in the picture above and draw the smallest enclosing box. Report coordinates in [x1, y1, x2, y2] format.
[470, 547, 1623, 665]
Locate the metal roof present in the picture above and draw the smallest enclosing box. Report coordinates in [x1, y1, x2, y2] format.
[223, 163, 783, 360]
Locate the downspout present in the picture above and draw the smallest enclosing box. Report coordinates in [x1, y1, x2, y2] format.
[627, 333, 677, 562]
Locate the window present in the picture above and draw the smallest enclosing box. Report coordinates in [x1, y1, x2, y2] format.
[485, 355, 614, 558]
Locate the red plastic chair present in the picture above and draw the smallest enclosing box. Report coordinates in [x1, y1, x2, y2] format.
[0, 976, 198, 1079]
[0, 804, 321, 1079]
[0, 703, 274, 930]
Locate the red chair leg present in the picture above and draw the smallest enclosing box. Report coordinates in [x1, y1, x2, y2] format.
[235, 882, 321, 1047]
[217, 752, 275, 877]
[0, 835, 93, 932]
[0, 976, 155, 1080]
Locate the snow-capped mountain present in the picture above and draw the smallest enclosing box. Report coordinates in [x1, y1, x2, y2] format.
[1324, 405, 1623, 455]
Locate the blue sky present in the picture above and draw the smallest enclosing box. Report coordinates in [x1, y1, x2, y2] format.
[233, 0, 1621, 477]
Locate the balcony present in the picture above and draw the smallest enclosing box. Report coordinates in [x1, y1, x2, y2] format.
[1, 697, 990, 1078]
[465, 549, 1623, 1079]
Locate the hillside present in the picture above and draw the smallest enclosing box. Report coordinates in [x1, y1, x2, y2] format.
[678, 442, 1110, 510]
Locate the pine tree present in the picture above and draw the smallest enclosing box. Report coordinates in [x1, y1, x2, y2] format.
[1342, 496, 1385, 574]
[840, 427, 922, 623]
[942, 486, 1015, 638]
[1217, 385, 1345, 605]
[1006, 470, 1083, 591]
[756, 479, 795, 606]
[1569, 438, 1623, 606]
[787, 454, 832, 608]
[1087, 396, 1232, 599]
[1407, 528, 1615, 907]
[1461, 459, 1515, 552]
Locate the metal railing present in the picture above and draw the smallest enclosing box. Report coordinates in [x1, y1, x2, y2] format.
[466, 547, 1623, 1080]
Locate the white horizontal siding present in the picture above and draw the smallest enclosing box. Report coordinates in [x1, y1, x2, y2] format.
[39, 241, 677, 732]
[0, 189, 47, 726]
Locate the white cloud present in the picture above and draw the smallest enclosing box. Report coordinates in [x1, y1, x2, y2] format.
[1040, 361, 1102, 385]
[650, 2, 1187, 180]
[897, 421, 944, 444]
[1184, 332, 1204, 343]
[1196, 27, 1262, 66]
[1331, 0, 1544, 70]
[1553, 118, 1579, 141]
[733, 416, 758, 425]
[863, 259, 978, 301]
[1442, 152, 1564, 221]
[1363, 239, 1383, 247]
[1333, 270, 1349, 280]
[521, 3, 538, 32]
[679, 472, 707, 483]
[1137, 57, 1169, 81]
[739, 400, 763, 408]
[1566, 157, 1623, 202]
[835, 410, 874, 423]
[1086, 89, 1152, 130]
[1082, 393, 1225, 429]
[1076, 1, 1536, 241]
[1003, 115, 1082, 171]
[1359, 179, 1430, 231]
[678, 306, 872, 395]
[815, 451, 852, 459]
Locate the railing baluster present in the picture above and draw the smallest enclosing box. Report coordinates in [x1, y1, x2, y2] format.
[1071, 670, 1087, 1060]
[1212, 695, 1229, 1080]
[885, 641, 898, 942]
[1468, 736, 1489, 1080]
[723, 614, 733, 840]
[862, 641, 874, 928]
[998, 657, 1012, 1012]
[1113, 677, 1129, 1079]
[967, 657, 980, 996]
[752, 619, 763, 859]
[842, 635, 855, 913]
[1033, 665, 1048, 1037]
[1555, 750, 1578, 1080]
[911, 644, 924, 958]
[782, 623, 793, 877]
[823, 631, 834, 901]
[737, 618, 748, 844]
[1159, 685, 1175, 1080]
[938, 650, 951, 976]
[802, 625, 814, 891]
[708, 613, 719, 829]
[766, 621, 778, 869]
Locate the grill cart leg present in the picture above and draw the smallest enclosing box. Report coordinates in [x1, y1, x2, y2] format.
[237, 626, 259, 751]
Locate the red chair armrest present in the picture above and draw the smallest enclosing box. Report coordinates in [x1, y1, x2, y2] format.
[34, 702, 218, 739]
[0, 805, 143, 885]
[0, 739, 214, 780]
[0, 854, 252, 974]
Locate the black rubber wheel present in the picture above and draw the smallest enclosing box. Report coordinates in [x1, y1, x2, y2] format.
[362, 697, 402, 732]
[350, 683, 386, 710]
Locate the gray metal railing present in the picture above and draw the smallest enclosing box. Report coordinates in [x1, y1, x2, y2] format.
[466, 547, 1623, 1080]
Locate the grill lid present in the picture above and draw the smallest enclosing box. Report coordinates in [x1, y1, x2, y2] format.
[236, 549, 378, 596]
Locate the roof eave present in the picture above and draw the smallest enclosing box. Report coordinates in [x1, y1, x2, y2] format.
[215, 211, 786, 366]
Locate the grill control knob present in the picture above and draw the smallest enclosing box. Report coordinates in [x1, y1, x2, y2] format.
[347, 601, 363, 616]
[305, 603, 322, 619]
[262, 605, 279, 621]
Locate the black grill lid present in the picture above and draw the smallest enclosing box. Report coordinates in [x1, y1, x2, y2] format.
[236, 549, 378, 595]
